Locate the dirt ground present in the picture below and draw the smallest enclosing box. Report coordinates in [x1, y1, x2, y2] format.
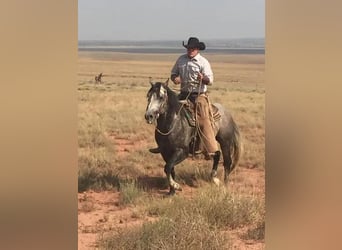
[78, 139, 265, 249]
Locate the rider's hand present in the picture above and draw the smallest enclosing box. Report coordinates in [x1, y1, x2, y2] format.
[173, 76, 181, 85]
[197, 73, 210, 84]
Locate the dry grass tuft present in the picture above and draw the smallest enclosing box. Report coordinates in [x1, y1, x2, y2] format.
[146, 185, 265, 230]
[99, 213, 228, 250]
[118, 180, 145, 206]
[100, 186, 264, 249]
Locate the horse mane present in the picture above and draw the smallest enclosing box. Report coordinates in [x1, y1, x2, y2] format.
[164, 85, 181, 112]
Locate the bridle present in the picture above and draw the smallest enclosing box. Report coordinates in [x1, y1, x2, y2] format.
[149, 86, 187, 136]
[146, 82, 192, 136]
[150, 89, 176, 135]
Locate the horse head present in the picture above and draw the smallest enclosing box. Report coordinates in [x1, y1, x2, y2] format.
[145, 79, 169, 124]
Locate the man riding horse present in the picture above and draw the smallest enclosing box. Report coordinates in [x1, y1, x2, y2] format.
[150, 37, 219, 158]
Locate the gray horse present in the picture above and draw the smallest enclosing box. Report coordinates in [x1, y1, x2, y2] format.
[145, 79, 241, 195]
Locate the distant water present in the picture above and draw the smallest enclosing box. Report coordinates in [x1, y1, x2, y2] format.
[78, 46, 264, 55]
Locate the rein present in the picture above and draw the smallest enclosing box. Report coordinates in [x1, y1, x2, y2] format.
[155, 121, 176, 135]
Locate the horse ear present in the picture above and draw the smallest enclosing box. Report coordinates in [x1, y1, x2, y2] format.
[149, 77, 154, 86]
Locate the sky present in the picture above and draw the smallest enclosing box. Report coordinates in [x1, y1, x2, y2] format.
[78, 0, 264, 41]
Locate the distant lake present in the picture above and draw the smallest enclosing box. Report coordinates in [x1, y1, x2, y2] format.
[78, 46, 265, 55]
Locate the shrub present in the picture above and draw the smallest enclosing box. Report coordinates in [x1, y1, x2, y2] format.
[99, 214, 228, 250]
[118, 181, 144, 206]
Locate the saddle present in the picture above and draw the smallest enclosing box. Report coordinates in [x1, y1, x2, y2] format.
[180, 99, 221, 127]
[178, 97, 221, 157]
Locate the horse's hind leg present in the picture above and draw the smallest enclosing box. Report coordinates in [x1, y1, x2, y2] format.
[220, 143, 233, 184]
[211, 151, 221, 185]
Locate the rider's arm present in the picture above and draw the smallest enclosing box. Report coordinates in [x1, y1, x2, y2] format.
[171, 59, 180, 84]
[200, 57, 214, 85]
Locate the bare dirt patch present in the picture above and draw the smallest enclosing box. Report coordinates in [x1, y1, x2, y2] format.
[78, 167, 265, 249]
[107, 132, 149, 158]
[78, 191, 150, 249]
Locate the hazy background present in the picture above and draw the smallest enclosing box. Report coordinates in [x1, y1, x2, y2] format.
[78, 0, 265, 41]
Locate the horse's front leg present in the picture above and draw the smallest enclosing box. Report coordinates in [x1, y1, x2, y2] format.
[164, 148, 186, 195]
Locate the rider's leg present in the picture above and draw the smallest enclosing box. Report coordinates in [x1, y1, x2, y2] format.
[195, 95, 219, 155]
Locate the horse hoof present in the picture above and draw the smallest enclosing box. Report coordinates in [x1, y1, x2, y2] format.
[212, 177, 221, 186]
[166, 190, 176, 196]
[171, 182, 182, 191]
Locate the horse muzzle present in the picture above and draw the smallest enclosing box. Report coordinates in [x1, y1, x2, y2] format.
[145, 111, 159, 124]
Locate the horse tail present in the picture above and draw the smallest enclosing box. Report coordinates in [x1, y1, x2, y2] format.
[230, 118, 242, 172]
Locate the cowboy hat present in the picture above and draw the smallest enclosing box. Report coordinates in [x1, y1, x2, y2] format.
[182, 37, 206, 50]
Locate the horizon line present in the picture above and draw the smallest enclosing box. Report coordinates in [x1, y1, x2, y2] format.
[78, 37, 265, 42]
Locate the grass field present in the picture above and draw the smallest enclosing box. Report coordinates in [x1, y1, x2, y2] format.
[78, 51, 265, 249]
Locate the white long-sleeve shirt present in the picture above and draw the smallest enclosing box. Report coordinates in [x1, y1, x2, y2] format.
[171, 53, 213, 93]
